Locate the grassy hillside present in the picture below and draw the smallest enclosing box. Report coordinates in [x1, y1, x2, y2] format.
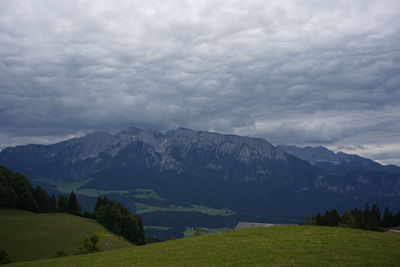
[10, 226, 400, 266]
[0, 209, 132, 263]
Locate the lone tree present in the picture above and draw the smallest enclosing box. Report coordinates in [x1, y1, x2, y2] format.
[194, 228, 205, 236]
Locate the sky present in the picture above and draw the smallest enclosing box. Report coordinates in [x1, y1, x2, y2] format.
[1, 0, 399, 165]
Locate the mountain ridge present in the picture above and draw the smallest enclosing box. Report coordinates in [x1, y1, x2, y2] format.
[1, 126, 399, 239]
[280, 145, 400, 175]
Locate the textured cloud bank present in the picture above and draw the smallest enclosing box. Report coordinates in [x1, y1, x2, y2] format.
[1, 0, 399, 164]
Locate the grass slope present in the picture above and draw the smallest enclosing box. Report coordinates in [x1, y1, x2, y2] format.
[10, 226, 400, 266]
[0, 209, 131, 263]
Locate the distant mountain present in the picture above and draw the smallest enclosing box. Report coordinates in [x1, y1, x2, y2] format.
[1, 127, 400, 239]
[280, 145, 400, 175]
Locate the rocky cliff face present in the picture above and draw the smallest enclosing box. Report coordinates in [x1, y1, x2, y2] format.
[0, 127, 288, 181]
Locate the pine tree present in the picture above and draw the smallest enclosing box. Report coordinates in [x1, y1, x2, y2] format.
[58, 194, 69, 212]
[351, 209, 365, 229]
[394, 210, 400, 227]
[329, 209, 341, 226]
[68, 191, 81, 215]
[50, 195, 58, 211]
[94, 196, 145, 245]
[315, 213, 322, 225]
[341, 210, 357, 228]
[382, 207, 394, 228]
[362, 204, 371, 230]
[33, 186, 51, 212]
[369, 204, 381, 230]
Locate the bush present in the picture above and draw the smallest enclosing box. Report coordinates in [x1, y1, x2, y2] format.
[0, 249, 11, 265]
[54, 249, 68, 258]
[79, 235, 100, 253]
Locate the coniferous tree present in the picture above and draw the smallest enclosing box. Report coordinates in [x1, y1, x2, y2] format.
[320, 211, 329, 226]
[394, 210, 400, 226]
[94, 196, 145, 245]
[33, 186, 51, 212]
[351, 209, 365, 229]
[340, 210, 357, 228]
[315, 213, 322, 225]
[68, 191, 81, 215]
[369, 204, 381, 230]
[382, 207, 394, 228]
[50, 194, 58, 211]
[362, 204, 371, 230]
[321, 209, 341, 226]
[58, 194, 69, 212]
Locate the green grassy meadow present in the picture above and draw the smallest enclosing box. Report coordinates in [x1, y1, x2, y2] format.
[0, 209, 132, 263]
[9, 226, 400, 266]
[134, 202, 234, 216]
[56, 179, 164, 200]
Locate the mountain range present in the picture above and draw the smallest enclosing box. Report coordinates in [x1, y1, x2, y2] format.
[1, 126, 399, 239]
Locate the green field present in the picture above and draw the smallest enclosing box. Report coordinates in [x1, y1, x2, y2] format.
[9, 226, 400, 266]
[56, 179, 163, 199]
[134, 202, 235, 216]
[143, 226, 172, 231]
[0, 209, 132, 263]
[56, 178, 93, 193]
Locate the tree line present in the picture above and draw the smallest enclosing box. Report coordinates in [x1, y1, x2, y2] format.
[95, 197, 146, 245]
[306, 204, 400, 231]
[0, 166, 147, 245]
[0, 166, 81, 214]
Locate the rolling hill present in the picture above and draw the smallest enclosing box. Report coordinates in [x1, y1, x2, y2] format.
[0, 209, 132, 263]
[8, 226, 400, 266]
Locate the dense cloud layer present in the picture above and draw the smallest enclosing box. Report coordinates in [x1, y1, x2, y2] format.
[1, 0, 399, 164]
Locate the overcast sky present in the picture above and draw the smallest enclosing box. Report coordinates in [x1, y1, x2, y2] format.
[1, 0, 399, 165]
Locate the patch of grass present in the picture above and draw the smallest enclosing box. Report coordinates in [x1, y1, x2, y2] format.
[183, 227, 232, 238]
[0, 209, 131, 263]
[132, 189, 163, 200]
[144, 226, 172, 231]
[56, 178, 93, 193]
[70, 188, 131, 197]
[57, 180, 163, 200]
[10, 226, 400, 266]
[134, 203, 235, 216]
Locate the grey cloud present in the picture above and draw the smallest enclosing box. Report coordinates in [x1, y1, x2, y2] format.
[0, 0, 399, 164]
